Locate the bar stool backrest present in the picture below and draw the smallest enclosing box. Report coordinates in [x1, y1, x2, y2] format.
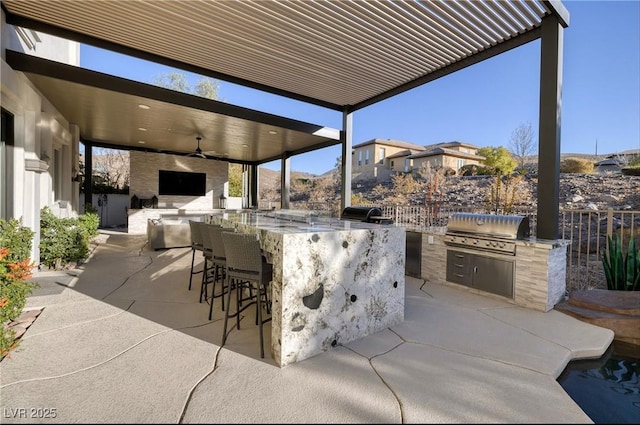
[189, 220, 204, 251]
[201, 223, 218, 256]
[221, 232, 263, 275]
[209, 225, 234, 260]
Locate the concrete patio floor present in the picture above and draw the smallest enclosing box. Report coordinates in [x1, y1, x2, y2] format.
[0, 229, 614, 423]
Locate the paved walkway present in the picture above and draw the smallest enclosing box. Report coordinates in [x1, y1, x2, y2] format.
[0, 230, 614, 423]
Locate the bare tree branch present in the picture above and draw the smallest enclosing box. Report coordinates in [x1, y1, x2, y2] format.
[508, 122, 536, 170]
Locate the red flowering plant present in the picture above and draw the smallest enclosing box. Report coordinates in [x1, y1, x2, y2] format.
[0, 218, 36, 359]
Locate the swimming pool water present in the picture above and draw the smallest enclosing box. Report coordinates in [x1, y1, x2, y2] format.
[557, 341, 640, 424]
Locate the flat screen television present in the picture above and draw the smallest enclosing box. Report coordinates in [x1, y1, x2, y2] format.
[158, 170, 206, 196]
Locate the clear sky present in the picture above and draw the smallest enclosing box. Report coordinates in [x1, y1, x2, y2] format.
[79, 0, 640, 175]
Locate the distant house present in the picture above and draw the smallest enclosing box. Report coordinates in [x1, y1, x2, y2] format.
[594, 158, 624, 174]
[407, 141, 485, 174]
[351, 138, 425, 181]
[351, 139, 486, 181]
[386, 149, 427, 173]
[594, 149, 640, 174]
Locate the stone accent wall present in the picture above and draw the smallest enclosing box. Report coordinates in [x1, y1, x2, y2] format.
[421, 231, 448, 285]
[130, 151, 228, 210]
[420, 231, 568, 312]
[515, 240, 568, 312]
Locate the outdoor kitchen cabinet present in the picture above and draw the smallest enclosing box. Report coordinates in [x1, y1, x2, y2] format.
[405, 230, 423, 278]
[446, 249, 514, 298]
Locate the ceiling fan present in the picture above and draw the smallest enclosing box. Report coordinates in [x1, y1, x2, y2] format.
[187, 136, 206, 158]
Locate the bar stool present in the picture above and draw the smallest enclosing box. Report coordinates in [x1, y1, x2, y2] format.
[220, 231, 273, 358]
[187, 220, 204, 291]
[206, 224, 234, 320]
[199, 223, 218, 303]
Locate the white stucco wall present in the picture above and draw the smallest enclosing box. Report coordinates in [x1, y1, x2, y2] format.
[1, 10, 81, 266]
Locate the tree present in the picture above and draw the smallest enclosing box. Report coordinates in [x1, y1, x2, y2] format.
[228, 164, 243, 196]
[478, 146, 521, 214]
[386, 173, 419, 204]
[417, 162, 447, 226]
[477, 146, 517, 175]
[151, 71, 220, 100]
[508, 122, 536, 170]
[484, 173, 525, 214]
[90, 147, 130, 191]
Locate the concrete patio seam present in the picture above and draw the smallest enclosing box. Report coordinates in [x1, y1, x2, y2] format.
[0, 328, 175, 389]
[19, 300, 136, 340]
[179, 351, 221, 424]
[389, 336, 562, 379]
[342, 344, 406, 422]
[99, 255, 155, 301]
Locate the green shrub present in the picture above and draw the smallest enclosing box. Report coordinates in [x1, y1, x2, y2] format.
[84, 203, 99, 215]
[0, 218, 34, 262]
[0, 218, 37, 358]
[602, 234, 640, 291]
[78, 211, 100, 238]
[39, 206, 96, 269]
[627, 155, 640, 167]
[560, 157, 594, 174]
[621, 166, 640, 176]
[477, 146, 517, 175]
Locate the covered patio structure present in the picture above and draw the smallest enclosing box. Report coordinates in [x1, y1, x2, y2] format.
[2, 0, 569, 241]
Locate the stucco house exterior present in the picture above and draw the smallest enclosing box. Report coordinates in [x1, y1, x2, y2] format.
[1, 12, 81, 265]
[408, 141, 485, 174]
[352, 139, 485, 182]
[387, 148, 427, 173]
[351, 138, 425, 182]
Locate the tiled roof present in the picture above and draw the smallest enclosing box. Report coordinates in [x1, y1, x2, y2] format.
[352, 138, 426, 151]
[422, 141, 480, 150]
[407, 147, 485, 161]
[386, 149, 424, 159]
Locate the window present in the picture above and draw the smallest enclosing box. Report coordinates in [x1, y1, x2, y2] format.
[365, 149, 369, 165]
[358, 151, 362, 166]
[379, 147, 385, 164]
[390, 160, 394, 167]
[404, 158, 410, 172]
[0, 109, 14, 219]
[457, 159, 465, 169]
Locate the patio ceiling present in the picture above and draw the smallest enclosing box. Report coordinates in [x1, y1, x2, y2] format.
[5, 50, 339, 165]
[1, 0, 569, 163]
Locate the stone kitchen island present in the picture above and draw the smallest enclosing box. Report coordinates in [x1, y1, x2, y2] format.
[208, 210, 406, 367]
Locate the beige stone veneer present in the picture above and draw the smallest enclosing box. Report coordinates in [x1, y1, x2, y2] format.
[420, 229, 568, 312]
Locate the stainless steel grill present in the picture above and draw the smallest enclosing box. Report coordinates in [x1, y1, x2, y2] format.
[341, 207, 394, 224]
[444, 213, 530, 255]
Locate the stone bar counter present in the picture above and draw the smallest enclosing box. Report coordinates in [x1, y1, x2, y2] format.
[207, 210, 406, 367]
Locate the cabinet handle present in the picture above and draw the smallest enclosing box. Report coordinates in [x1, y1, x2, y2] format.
[455, 273, 464, 277]
[473, 266, 478, 273]
[455, 264, 464, 268]
[455, 254, 464, 258]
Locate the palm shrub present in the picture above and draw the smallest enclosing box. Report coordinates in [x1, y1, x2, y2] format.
[602, 234, 640, 291]
[0, 218, 37, 358]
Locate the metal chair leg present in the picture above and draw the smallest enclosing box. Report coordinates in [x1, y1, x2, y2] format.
[221, 276, 235, 347]
[188, 248, 196, 290]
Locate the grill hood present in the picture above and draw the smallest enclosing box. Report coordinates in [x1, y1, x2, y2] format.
[446, 213, 530, 240]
